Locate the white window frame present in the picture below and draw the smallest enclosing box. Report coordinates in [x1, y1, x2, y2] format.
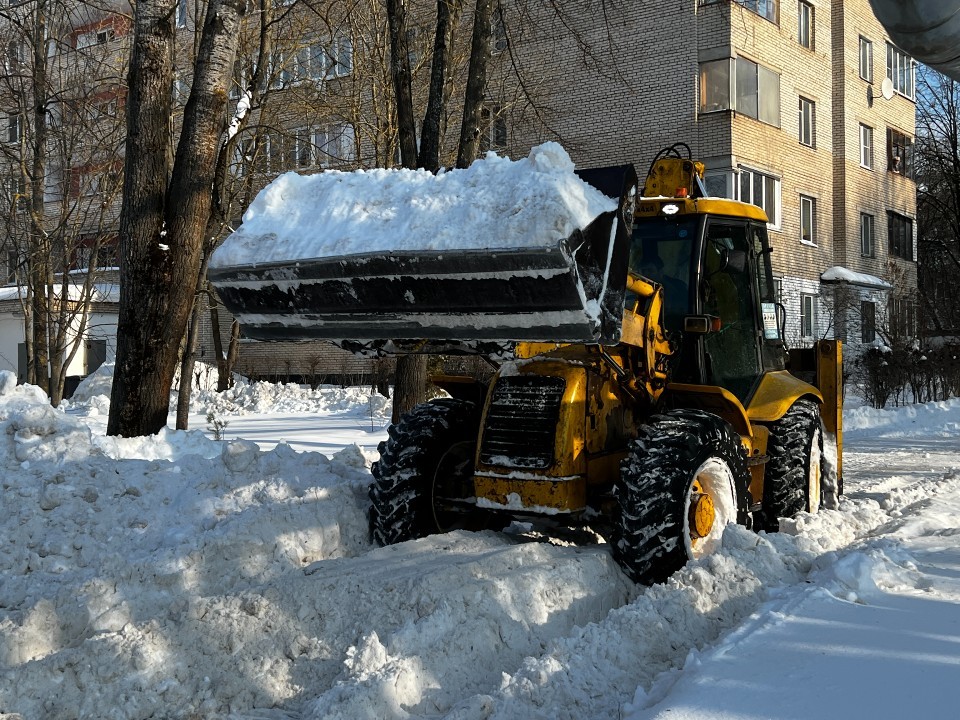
[800, 194, 816, 245]
[798, 1, 813, 50]
[737, 166, 782, 230]
[800, 293, 816, 339]
[312, 123, 357, 167]
[860, 212, 875, 257]
[798, 96, 814, 147]
[859, 124, 873, 169]
[886, 42, 915, 99]
[859, 36, 873, 82]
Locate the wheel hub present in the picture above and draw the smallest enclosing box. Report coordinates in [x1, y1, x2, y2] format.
[688, 491, 715, 539]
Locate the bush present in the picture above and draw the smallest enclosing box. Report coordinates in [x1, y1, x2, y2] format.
[853, 343, 960, 408]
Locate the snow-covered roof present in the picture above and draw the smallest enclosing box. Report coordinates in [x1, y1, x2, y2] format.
[209, 142, 617, 269]
[0, 283, 119, 305]
[820, 266, 892, 289]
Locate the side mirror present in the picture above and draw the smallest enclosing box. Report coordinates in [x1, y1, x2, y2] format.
[684, 315, 722, 334]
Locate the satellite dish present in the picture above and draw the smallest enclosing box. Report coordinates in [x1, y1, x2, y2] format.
[881, 77, 895, 100]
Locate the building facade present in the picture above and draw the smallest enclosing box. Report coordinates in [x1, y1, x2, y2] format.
[500, 0, 917, 352]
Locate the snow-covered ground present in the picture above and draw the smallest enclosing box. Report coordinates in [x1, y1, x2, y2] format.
[1, 369, 959, 719]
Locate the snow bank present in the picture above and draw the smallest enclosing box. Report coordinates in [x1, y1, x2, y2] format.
[3, 370, 960, 719]
[209, 142, 617, 268]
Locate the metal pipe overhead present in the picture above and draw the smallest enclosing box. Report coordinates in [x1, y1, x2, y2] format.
[870, 0, 960, 80]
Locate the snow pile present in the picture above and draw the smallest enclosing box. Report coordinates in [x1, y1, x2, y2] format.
[2, 371, 960, 718]
[844, 396, 960, 437]
[197, 378, 391, 420]
[209, 142, 617, 268]
[821, 265, 893, 289]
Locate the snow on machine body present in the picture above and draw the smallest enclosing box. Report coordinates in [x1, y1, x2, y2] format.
[210, 144, 843, 583]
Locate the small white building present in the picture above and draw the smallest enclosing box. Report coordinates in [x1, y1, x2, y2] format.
[0, 281, 119, 389]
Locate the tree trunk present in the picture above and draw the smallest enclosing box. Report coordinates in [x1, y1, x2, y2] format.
[391, 353, 429, 424]
[175, 289, 203, 430]
[456, 0, 494, 168]
[28, 0, 51, 395]
[418, 0, 461, 172]
[108, 0, 245, 437]
[224, 319, 241, 389]
[386, 0, 430, 420]
[386, 0, 418, 170]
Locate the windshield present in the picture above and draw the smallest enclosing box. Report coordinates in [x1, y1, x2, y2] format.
[629, 215, 699, 330]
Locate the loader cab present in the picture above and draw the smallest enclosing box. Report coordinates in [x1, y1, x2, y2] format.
[630, 201, 787, 404]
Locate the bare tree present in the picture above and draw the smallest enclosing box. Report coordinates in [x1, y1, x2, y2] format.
[916, 67, 960, 336]
[0, 0, 129, 405]
[108, 0, 246, 436]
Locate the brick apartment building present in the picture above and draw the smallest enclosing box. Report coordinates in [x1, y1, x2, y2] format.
[0, 0, 918, 385]
[499, 0, 917, 351]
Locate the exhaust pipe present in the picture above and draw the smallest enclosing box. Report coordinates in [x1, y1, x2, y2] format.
[870, 0, 960, 80]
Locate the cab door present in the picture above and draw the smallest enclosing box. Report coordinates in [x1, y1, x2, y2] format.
[699, 218, 765, 403]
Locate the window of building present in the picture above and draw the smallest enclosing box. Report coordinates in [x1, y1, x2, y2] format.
[738, 167, 781, 227]
[479, 105, 507, 154]
[729, 0, 779, 24]
[860, 212, 875, 257]
[798, 1, 813, 49]
[859, 36, 873, 82]
[700, 57, 780, 126]
[886, 42, 915, 99]
[889, 297, 916, 339]
[6, 41, 23, 74]
[268, 50, 290, 89]
[326, 36, 353, 78]
[736, 57, 780, 125]
[798, 96, 814, 146]
[492, 6, 507, 52]
[700, 59, 732, 113]
[887, 128, 913, 177]
[177, 0, 188, 28]
[888, 211, 913, 260]
[6, 251, 19, 285]
[4, 174, 25, 200]
[5, 114, 21, 144]
[76, 27, 116, 49]
[800, 293, 816, 338]
[859, 124, 873, 169]
[313, 123, 357, 166]
[860, 301, 876, 343]
[800, 194, 816, 244]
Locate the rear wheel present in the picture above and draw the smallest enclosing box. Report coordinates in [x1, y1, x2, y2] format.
[757, 399, 823, 532]
[613, 409, 750, 585]
[369, 398, 481, 546]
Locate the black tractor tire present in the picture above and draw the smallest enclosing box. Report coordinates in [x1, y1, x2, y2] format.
[369, 398, 481, 546]
[757, 399, 823, 533]
[613, 408, 751, 585]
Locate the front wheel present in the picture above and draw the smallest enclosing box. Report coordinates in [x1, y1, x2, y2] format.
[369, 398, 481, 546]
[757, 399, 823, 533]
[613, 409, 750, 584]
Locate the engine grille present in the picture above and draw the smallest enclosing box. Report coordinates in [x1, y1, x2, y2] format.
[479, 375, 565, 469]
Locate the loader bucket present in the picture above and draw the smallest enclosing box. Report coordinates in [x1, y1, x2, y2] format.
[209, 164, 638, 349]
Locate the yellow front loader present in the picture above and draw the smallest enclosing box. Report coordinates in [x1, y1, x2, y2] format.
[211, 144, 842, 584]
